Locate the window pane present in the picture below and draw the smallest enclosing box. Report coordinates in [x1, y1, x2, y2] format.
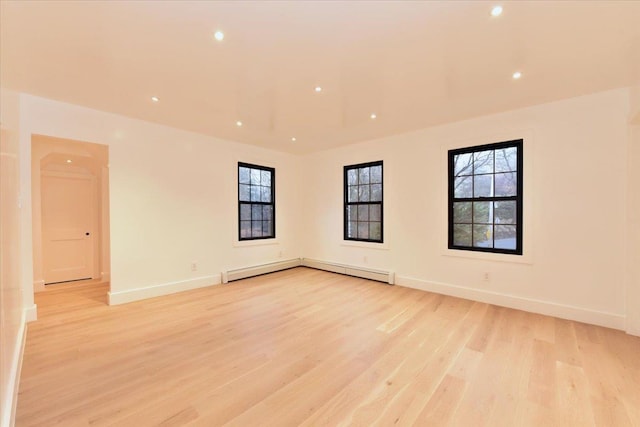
[251, 204, 262, 221]
[359, 167, 370, 184]
[474, 150, 493, 174]
[263, 221, 273, 236]
[261, 170, 271, 186]
[454, 153, 474, 176]
[495, 172, 517, 197]
[473, 175, 493, 197]
[249, 186, 260, 202]
[369, 222, 381, 241]
[495, 225, 516, 249]
[239, 184, 250, 202]
[370, 165, 382, 183]
[454, 176, 472, 198]
[473, 224, 493, 248]
[473, 201, 493, 224]
[250, 168, 261, 185]
[251, 221, 262, 237]
[453, 224, 472, 246]
[370, 184, 382, 202]
[347, 169, 358, 185]
[357, 205, 369, 221]
[263, 205, 273, 222]
[495, 147, 517, 172]
[239, 167, 251, 184]
[349, 186, 358, 202]
[453, 202, 472, 223]
[357, 222, 369, 239]
[494, 201, 516, 224]
[369, 205, 381, 221]
[240, 221, 251, 238]
[347, 205, 357, 222]
[347, 221, 357, 238]
[261, 186, 271, 202]
[240, 204, 251, 220]
[358, 185, 370, 202]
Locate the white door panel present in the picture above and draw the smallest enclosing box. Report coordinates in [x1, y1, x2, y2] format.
[42, 172, 95, 284]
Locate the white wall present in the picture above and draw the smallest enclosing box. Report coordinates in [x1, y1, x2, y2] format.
[627, 87, 640, 334]
[301, 88, 631, 330]
[19, 95, 302, 304]
[1, 89, 26, 427]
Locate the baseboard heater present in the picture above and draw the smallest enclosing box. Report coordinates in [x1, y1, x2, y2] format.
[222, 258, 302, 283]
[301, 258, 395, 285]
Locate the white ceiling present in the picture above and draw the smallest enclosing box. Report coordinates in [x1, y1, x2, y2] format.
[2, 1, 639, 154]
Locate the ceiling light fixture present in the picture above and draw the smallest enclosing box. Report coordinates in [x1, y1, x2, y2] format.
[66, 159, 72, 163]
[491, 5, 503, 17]
[214, 31, 224, 41]
[291, 137, 297, 142]
[314, 86, 322, 93]
[151, 96, 159, 102]
[370, 113, 377, 119]
[512, 71, 522, 79]
[236, 120, 243, 127]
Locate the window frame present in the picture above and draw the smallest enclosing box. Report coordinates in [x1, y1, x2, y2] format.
[238, 162, 276, 241]
[448, 139, 523, 255]
[343, 160, 384, 243]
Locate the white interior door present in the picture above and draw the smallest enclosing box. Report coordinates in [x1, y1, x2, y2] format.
[42, 172, 95, 284]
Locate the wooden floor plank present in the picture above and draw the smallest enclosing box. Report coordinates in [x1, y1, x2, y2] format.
[15, 267, 640, 426]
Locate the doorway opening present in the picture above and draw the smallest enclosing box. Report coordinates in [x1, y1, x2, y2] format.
[31, 135, 110, 300]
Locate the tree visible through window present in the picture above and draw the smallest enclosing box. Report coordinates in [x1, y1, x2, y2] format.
[344, 161, 383, 243]
[238, 162, 275, 240]
[448, 140, 522, 254]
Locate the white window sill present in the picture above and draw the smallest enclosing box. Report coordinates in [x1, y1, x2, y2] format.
[341, 240, 389, 250]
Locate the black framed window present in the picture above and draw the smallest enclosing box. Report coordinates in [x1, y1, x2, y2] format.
[448, 140, 523, 255]
[344, 161, 383, 243]
[238, 162, 275, 240]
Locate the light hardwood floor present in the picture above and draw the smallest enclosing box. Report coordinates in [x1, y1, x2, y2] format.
[16, 267, 640, 426]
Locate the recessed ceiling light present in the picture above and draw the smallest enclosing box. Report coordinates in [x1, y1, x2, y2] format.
[151, 96, 159, 102]
[314, 86, 322, 93]
[512, 71, 522, 79]
[66, 159, 72, 163]
[491, 5, 503, 17]
[236, 120, 243, 127]
[370, 113, 377, 119]
[291, 137, 297, 142]
[214, 31, 224, 41]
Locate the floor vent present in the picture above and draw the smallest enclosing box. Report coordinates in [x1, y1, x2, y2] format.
[301, 258, 394, 285]
[222, 258, 301, 283]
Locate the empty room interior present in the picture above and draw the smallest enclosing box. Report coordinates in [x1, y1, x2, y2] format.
[1, 1, 640, 426]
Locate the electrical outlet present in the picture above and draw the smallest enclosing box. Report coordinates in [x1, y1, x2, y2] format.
[191, 262, 198, 272]
[483, 272, 490, 281]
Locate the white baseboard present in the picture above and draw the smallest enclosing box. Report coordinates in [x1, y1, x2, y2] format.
[222, 258, 301, 283]
[626, 318, 640, 337]
[33, 279, 45, 293]
[301, 258, 395, 284]
[108, 274, 221, 305]
[1, 309, 28, 427]
[396, 276, 626, 331]
[24, 304, 37, 323]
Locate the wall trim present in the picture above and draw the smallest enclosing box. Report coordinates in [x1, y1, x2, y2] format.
[396, 275, 626, 331]
[24, 304, 37, 323]
[108, 274, 221, 305]
[626, 320, 640, 337]
[33, 279, 45, 293]
[1, 310, 28, 427]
